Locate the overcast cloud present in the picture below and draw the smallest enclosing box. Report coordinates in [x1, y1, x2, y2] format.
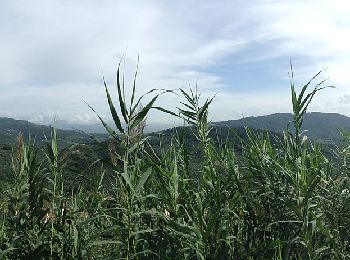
[1, 0, 350, 127]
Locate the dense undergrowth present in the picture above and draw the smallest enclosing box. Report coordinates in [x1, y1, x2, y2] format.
[1, 62, 350, 259]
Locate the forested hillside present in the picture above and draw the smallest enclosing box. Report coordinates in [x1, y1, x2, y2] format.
[215, 112, 350, 141]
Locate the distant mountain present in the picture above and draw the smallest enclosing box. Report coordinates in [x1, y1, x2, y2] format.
[53, 120, 176, 134]
[215, 112, 350, 141]
[0, 114, 336, 195]
[3, 112, 349, 145]
[0, 117, 107, 146]
[149, 125, 282, 152]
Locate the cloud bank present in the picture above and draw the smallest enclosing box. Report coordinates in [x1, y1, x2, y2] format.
[1, 0, 350, 127]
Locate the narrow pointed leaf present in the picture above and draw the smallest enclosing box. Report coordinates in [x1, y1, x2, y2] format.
[120, 172, 134, 191]
[130, 55, 139, 108]
[135, 167, 152, 192]
[131, 95, 158, 130]
[86, 102, 117, 138]
[104, 78, 124, 133]
[153, 106, 179, 118]
[116, 65, 129, 123]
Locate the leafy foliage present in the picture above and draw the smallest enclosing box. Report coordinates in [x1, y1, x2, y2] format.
[1, 62, 350, 259]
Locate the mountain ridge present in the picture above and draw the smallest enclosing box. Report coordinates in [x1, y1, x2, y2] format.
[214, 112, 350, 141]
[2, 112, 350, 143]
[0, 116, 107, 146]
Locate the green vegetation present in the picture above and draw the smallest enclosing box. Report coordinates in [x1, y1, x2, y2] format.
[0, 118, 109, 198]
[0, 117, 104, 146]
[1, 63, 350, 259]
[215, 112, 350, 142]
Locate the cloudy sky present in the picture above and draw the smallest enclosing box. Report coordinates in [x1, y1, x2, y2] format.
[1, 0, 350, 128]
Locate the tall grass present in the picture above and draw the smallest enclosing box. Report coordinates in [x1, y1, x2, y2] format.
[1, 61, 350, 259]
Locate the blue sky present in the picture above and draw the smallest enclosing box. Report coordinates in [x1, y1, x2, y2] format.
[1, 0, 350, 126]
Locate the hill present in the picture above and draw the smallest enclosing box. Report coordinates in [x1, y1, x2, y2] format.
[215, 112, 350, 141]
[0, 117, 105, 146]
[0, 114, 336, 195]
[0, 117, 110, 194]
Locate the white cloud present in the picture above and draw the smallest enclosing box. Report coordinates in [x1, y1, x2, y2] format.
[1, 0, 350, 126]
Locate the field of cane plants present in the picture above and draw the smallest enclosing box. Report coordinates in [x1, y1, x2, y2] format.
[1, 63, 350, 259]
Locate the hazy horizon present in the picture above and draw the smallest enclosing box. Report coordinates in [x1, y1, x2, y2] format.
[2, 111, 350, 134]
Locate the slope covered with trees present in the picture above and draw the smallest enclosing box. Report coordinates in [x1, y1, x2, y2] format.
[215, 112, 350, 141]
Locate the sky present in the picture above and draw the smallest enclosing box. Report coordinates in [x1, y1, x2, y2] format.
[1, 0, 350, 128]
